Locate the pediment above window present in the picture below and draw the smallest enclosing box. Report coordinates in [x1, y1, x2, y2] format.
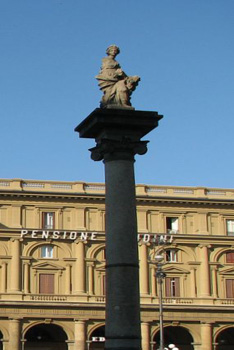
[163, 266, 188, 274]
[32, 262, 64, 270]
[219, 267, 234, 275]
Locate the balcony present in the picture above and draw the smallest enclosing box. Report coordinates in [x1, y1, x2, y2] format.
[0, 293, 234, 308]
[1, 178, 234, 200]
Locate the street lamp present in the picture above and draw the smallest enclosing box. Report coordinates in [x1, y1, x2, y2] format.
[149, 254, 166, 350]
[167, 344, 179, 350]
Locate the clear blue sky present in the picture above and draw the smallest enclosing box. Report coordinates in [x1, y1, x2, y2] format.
[1, 0, 233, 188]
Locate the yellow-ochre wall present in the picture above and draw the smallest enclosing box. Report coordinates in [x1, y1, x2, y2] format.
[0, 178, 234, 350]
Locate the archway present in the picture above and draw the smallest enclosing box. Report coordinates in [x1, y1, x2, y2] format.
[216, 327, 234, 350]
[89, 325, 105, 350]
[24, 323, 68, 350]
[153, 326, 194, 350]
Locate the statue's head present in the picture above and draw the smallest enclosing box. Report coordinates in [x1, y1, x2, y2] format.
[106, 45, 120, 57]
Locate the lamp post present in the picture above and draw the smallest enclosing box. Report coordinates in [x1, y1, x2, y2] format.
[149, 254, 166, 350]
[155, 255, 166, 350]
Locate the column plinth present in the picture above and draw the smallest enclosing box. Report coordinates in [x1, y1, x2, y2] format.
[75, 108, 162, 350]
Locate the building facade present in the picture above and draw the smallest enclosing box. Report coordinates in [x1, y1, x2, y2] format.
[0, 178, 234, 350]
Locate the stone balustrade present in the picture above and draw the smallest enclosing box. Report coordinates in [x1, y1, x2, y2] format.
[0, 178, 234, 199]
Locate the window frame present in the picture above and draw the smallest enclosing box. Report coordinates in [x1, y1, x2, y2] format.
[226, 219, 234, 236]
[41, 245, 54, 259]
[39, 273, 55, 294]
[166, 217, 179, 234]
[42, 212, 55, 230]
[165, 277, 180, 297]
[165, 249, 178, 263]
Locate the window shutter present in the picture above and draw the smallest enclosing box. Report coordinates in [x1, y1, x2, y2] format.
[165, 278, 171, 297]
[226, 252, 234, 263]
[174, 277, 180, 297]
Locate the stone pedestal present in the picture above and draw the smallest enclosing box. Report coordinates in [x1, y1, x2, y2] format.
[75, 108, 162, 350]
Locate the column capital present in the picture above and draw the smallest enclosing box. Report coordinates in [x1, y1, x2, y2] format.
[90, 138, 149, 162]
[75, 108, 162, 162]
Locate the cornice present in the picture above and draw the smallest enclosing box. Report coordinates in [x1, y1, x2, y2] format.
[0, 190, 105, 202]
[1, 190, 234, 209]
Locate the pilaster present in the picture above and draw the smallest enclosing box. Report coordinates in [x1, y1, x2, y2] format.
[198, 244, 211, 297]
[139, 243, 149, 295]
[73, 241, 86, 294]
[8, 318, 21, 350]
[74, 320, 86, 350]
[200, 322, 212, 350]
[10, 239, 21, 292]
[141, 322, 150, 350]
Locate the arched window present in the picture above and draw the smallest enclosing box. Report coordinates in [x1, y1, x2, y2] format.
[165, 249, 177, 262]
[41, 245, 53, 258]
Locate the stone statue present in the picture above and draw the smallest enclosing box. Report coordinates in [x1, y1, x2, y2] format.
[96, 45, 140, 109]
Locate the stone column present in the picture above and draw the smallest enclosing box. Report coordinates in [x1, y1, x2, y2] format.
[8, 318, 21, 350]
[75, 108, 162, 350]
[10, 239, 21, 292]
[141, 322, 150, 350]
[87, 262, 94, 295]
[190, 267, 196, 298]
[74, 320, 86, 350]
[200, 322, 212, 350]
[66, 264, 71, 294]
[23, 262, 30, 294]
[150, 266, 157, 296]
[198, 245, 210, 297]
[73, 241, 86, 294]
[1, 262, 7, 293]
[104, 150, 141, 350]
[211, 267, 218, 298]
[139, 244, 149, 295]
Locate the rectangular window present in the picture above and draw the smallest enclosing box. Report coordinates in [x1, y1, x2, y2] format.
[42, 212, 55, 229]
[41, 245, 53, 258]
[226, 220, 234, 236]
[165, 277, 180, 297]
[166, 217, 179, 234]
[39, 274, 54, 294]
[226, 279, 234, 298]
[165, 250, 177, 262]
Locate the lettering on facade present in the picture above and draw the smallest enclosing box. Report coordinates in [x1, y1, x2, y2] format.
[21, 230, 98, 241]
[137, 233, 173, 244]
[21, 230, 173, 244]
[92, 337, 105, 342]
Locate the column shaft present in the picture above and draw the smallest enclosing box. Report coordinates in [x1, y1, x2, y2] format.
[74, 242, 86, 294]
[8, 319, 21, 350]
[10, 239, 21, 292]
[190, 268, 196, 298]
[198, 245, 210, 297]
[139, 244, 149, 295]
[141, 322, 150, 350]
[66, 264, 71, 294]
[74, 320, 86, 350]
[88, 264, 94, 295]
[1, 262, 7, 293]
[24, 263, 30, 294]
[200, 323, 212, 350]
[105, 158, 141, 350]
